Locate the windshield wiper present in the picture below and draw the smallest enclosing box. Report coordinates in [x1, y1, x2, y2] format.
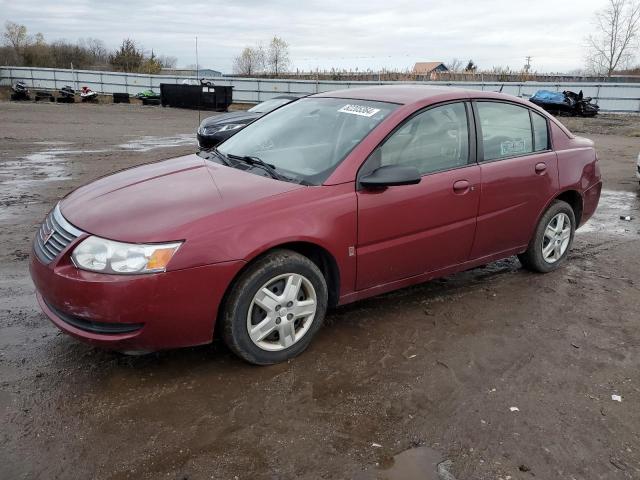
[198, 147, 231, 166]
[227, 153, 286, 181]
[210, 148, 232, 166]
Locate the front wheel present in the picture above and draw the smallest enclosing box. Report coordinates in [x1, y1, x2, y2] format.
[220, 249, 328, 365]
[518, 200, 576, 273]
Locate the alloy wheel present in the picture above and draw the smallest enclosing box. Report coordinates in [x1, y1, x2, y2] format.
[542, 212, 571, 263]
[246, 273, 317, 351]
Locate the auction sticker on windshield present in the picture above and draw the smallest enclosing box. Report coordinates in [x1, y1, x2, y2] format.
[338, 104, 381, 117]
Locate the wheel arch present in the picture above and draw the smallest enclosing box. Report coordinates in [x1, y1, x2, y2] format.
[216, 241, 341, 334]
[555, 189, 584, 226]
[526, 189, 583, 250]
[271, 241, 341, 308]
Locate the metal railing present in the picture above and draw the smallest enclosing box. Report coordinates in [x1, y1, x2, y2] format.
[2, 66, 640, 113]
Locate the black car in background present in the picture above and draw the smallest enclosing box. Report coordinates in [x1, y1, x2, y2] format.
[197, 95, 302, 149]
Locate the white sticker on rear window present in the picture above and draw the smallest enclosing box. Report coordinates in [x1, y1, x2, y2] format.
[338, 104, 381, 117]
[500, 139, 526, 156]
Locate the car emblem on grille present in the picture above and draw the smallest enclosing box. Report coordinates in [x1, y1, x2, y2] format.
[42, 226, 55, 245]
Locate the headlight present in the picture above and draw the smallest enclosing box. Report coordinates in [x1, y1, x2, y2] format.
[217, 123, 244, 132]
[71, 236, 182, 274]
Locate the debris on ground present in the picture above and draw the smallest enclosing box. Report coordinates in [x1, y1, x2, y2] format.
[510, 407, 520, 412]
[612, 394, 622, 402]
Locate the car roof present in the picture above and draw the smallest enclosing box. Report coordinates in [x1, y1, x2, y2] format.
[312, 84, 521, 106]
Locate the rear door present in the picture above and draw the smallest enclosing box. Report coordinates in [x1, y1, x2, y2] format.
[470, 101, 559, 259]
[356, 102, 480, 290]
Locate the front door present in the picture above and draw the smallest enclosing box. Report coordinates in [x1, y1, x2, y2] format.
[356, 102, 480, 290]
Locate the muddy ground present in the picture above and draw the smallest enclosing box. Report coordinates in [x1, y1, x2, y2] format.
[1, 102, 639, 480]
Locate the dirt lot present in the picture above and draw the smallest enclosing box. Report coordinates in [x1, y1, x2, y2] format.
[1, 102, 639, 480]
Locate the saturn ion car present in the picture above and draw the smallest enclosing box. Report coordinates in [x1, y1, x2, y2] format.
[30, 86, 602, 364]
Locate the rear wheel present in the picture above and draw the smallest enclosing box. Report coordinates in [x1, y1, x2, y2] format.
[221, 249, 328, 365]
[518, 200, 575, 273]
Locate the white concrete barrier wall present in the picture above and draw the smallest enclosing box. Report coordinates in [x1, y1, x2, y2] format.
[2, 66, 639, 113]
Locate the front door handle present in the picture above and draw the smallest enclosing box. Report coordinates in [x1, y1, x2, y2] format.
[535, 162, 547, 175]
[453, 180, 471, 194]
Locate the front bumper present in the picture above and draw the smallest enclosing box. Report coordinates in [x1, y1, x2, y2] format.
[30, 250, 245, 351]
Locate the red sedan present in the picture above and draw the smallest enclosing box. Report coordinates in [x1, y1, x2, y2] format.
[30, 86, 602, 364]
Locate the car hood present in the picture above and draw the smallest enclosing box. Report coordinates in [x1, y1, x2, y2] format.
[200, 111, 262, 128]
[60, 154, 303, 243]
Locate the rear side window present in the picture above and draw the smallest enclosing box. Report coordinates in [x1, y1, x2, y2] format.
[531, 111, 549, 151]
[371, 102, 470, 175]
[477, 102, 533, 161]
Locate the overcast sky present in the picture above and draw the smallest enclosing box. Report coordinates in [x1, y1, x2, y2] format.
[1, 0, 607, 73]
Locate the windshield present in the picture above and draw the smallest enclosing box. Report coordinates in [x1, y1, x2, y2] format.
[248, 98, 293, 113]
[218, 97, 397, 184]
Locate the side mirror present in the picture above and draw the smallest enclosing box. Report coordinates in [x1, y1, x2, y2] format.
[360, 165, 421, 189]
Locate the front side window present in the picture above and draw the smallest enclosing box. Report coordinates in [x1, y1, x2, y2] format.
[365, 102, 470, 176]
[531, 111, 549, 151]
[218, 97, 397, 184]
[477, 102, 533, 161]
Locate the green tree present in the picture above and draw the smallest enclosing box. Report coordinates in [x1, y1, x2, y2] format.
[141, 51, 162, 74]
[109, 39, 144, 72]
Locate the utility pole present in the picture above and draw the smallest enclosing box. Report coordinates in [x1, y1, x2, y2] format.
[524, 56, 532, 73]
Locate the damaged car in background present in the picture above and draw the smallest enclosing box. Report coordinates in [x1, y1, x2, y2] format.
[197, 94, 302, 148]
[30, 85, 601, 365]
[529, 89, 600, 117]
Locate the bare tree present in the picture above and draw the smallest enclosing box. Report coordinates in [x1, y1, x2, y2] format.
[81, 38, 109, 64]
[3, 21, 29, 52]
[158, 54, 177, 68]
[232, 46, 265, 76]
[446, 58, 463, 72]
[586, 0, 640, 75]
[266, 36, 290, 76]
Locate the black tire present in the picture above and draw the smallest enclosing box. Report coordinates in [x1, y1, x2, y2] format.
[221, 249, 328, 365]
[518, 200, 576, 273]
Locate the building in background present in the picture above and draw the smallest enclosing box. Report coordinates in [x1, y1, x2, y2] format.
[412, 62, 448, 78]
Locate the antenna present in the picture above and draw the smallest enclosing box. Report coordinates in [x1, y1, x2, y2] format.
[196, 36, 201, 124]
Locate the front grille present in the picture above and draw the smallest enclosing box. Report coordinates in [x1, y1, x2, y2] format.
[34, 204, 85, 264]
[45, 299, 144, 334]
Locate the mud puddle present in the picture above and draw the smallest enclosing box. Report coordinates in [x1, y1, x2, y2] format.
[1, 135, 197, 188]
[378, 446, 455, 480]
[118, 133, 196, 152]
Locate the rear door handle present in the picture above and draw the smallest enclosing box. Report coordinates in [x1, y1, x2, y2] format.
[535, 162, 547, 175]
[453, 180, 471, 194]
